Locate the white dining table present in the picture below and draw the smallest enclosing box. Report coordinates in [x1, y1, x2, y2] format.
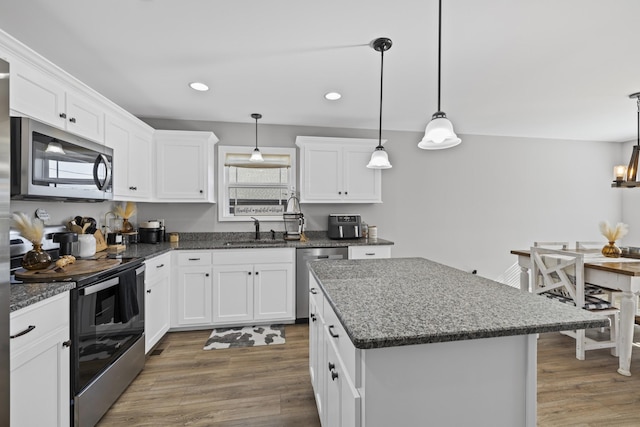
[512, 249, 640, 376]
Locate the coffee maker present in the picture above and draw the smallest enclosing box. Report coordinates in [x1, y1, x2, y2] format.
[283, 195, 304, 240]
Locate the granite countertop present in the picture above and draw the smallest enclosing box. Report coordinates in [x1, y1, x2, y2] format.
[116, 230, 392, 258]
[309, 257, 609, 350]
[11, 230, 393, 312]
[10, 281, 75, 312]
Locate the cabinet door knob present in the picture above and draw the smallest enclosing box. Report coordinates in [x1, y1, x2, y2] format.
[338, 191, 342, 195]
[59, 112, 67, 119]
[310, 313, 317, 322]
[199, 190, 203, 194]
[331, 370, 339, 381]
[206, 273, 210, 277]
[10, 325, 35, 339]
[345, 191, 348, 195]
[255, 271, 259, 275]
[328, 325, 339, 338]
[328, 362, 335, 371]
[62, 340, 72, 348]
[248, 271, 252, 275]
[310, 288, 318, 295]
[146, 289, 152, 293]
[69, 117, 77, 123]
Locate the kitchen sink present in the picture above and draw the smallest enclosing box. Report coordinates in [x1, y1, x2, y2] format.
[223, 240, 284, 246]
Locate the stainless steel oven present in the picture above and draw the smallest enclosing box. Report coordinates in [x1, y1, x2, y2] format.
[10, 117, 113, 201]
[71, 260, 145, 427]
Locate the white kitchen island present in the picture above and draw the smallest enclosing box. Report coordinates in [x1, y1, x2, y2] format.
[308, 258, 608, 427]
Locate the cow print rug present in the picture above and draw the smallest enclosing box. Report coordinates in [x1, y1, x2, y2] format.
[203, 324, 286, 350]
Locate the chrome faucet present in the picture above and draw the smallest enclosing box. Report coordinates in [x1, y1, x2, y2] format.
[251, 217, 260, 240]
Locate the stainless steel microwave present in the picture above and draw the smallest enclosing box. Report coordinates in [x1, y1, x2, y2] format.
[10, 117, 113, 201]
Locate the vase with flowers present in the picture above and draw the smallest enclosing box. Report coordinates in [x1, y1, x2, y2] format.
[13, 212, 52, 270]
[599, 221, 629, 258]
[114, 201, 136, 233]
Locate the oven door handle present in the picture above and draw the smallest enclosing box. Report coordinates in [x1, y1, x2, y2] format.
[80, 277, 120, 296]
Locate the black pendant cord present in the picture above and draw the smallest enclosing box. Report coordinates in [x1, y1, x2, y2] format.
[255, 117, 258, 150]
[637, 97, 639, 147]
[378, 47, 384, 149]
[437, 0, 442, 113]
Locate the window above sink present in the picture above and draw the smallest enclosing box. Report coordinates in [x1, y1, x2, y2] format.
[217, 145, 296, 222]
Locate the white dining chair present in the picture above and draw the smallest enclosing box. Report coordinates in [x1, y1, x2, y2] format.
[530, 245, 619, 360]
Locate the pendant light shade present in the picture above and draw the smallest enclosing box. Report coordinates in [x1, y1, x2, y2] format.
[367, 37, 392, 169]
[250, 113, 264, 162]
[418, 0, 461, 150]
[612, 92, 640, 187]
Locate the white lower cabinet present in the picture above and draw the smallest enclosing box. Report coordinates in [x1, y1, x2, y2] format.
[212, 248, 295, 326]
[310, 278, 361, 427]
[172, 251, 213, 328]
[10, 292, 70, 427]
[144, 253, 171, 353]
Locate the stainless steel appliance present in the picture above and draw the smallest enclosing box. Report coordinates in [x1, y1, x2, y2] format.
[328, 214, 362, 239]
[10, 229, 145, 427]
[295, 247, 348, 320]
[0, 57, 11, 426]
[10, 117, 113, 201]
[70, 260, 145, 427]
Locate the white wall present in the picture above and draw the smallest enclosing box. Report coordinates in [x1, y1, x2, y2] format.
[140, 118, 622, 284]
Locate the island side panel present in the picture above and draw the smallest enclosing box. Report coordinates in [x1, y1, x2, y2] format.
[360, 334, 536, 427]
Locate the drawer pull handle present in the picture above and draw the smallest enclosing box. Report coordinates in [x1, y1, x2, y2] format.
[188, 258, 201, 261]
[328, 325, 339, 338]
[10, 325, 36, 339]
[365, 253, 375, 256]
[310, 288, 318, 295]
[62, 340, 72, 348]
[156, 264, 164, 268]
[310, 313, 317, 322]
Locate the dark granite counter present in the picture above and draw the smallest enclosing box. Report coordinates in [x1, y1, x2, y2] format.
[117, 230, 392, 259]
[308, 257, 609, 349]
[10, 281, 75, 312]
[11, 230, 393, 312]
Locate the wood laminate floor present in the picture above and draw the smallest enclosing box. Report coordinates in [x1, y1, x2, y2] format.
[97, 324, 640, 427]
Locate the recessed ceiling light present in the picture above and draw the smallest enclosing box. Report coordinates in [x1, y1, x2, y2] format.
[189, 82, 209, 92]
[325, 92, 342, 101]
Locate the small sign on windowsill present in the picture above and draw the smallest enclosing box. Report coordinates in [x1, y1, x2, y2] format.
[235, 206, 284, 216]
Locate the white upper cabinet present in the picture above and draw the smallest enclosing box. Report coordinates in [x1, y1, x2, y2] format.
[105, 113, 154, 201]
[296, 136, 383, 203]
[154, 130, 219, 202]
[10, 56, 105, 143]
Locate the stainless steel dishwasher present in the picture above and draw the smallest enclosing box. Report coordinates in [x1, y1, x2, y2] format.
[296, 247, 348, 320]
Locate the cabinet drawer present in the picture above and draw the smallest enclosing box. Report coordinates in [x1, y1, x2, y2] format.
[10, 292, 69, 354]
[348, 245, 391, 260]
[176, 251, 212, 266]
[145, 253, 171, 281]
[323, 297, 359, 383]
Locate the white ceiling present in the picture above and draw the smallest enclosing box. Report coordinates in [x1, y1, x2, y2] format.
[1, 0, 639, 142]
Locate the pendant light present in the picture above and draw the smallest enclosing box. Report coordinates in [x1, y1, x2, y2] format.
[367, 37, 393, 169]
[625, 93, 640, 182]
[418, 0, 461, 150]
[249, 113, 264, 162]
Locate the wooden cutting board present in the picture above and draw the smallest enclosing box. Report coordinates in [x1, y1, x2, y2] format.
[14, 259, 121, 281]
